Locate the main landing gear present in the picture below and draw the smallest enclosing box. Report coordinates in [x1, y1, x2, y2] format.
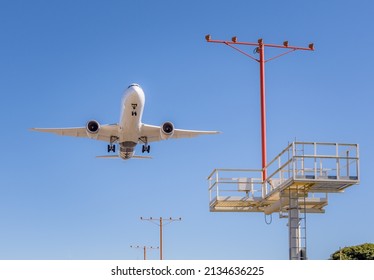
[107, 144, 116, 153]
[107, 136, 119, 153]
[139, 136, 150, 153]
[142, 144, 150, 153]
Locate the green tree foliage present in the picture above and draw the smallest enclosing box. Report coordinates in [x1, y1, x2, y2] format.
[330, 243, 374, 260]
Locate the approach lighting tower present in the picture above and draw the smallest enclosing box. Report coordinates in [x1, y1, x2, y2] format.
[205, 35, 314, 181]
[130, 245, 159, 260]
[205, 36, 360, 260]
[140, 217, 182, 260]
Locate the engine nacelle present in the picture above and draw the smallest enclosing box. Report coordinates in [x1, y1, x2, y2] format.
[160, 121, 174, 140]
[86, 120, 100, 138]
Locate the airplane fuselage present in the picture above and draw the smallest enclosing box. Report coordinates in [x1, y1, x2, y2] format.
[118, 84, 145, 159]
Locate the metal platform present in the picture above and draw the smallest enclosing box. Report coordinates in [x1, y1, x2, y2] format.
[207, 142, 359, 214]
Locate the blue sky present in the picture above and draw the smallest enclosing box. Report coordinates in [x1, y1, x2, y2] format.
[0, 0, 373, 260]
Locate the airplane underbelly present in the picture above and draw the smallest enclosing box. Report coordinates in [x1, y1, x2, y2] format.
[120, 141, 137, 159]
[119, 96, 143, 142]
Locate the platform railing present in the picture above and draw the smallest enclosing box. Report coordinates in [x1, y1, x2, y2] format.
[207, 168, 263, 204]
[208, 142, 360, 209]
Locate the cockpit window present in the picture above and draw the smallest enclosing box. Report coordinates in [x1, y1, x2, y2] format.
[128, 83, 140, 88]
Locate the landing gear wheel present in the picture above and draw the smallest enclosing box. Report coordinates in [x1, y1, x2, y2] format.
[140, 136, 150, 154]
[142, 145, 151, 153]
[108, 144, 115, 153]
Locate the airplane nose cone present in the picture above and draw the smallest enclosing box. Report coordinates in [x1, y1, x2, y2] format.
[123, 83, 145, 104]
[125, 83, 144, 97]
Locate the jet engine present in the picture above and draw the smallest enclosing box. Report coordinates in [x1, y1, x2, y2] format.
[160, 121, 174, 140]
[86, 120, 100, 138]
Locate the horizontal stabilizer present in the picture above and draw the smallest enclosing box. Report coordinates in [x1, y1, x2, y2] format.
[96, 155, 119, 159]
[132, 155, 152, 159]
[96, 155, 152, 159]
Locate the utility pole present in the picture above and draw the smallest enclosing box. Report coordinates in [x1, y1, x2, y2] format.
[140, 217, 182, 260]
[205, 35, 314, 182]
[130, 245, 159, 260]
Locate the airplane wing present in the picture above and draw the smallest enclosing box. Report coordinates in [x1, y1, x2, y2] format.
[30, 124, 119, 143]
[141, 123, 220, 143]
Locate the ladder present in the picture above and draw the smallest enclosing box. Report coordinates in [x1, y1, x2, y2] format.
[280, 186, 307, 260]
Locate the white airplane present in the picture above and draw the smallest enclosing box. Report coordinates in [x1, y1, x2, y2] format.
[31, 83, 220, 160]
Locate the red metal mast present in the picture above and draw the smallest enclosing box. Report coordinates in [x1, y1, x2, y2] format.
[205, 35, 314, 181]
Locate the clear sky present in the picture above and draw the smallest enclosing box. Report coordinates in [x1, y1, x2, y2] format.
[0, 0, 373, 260]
